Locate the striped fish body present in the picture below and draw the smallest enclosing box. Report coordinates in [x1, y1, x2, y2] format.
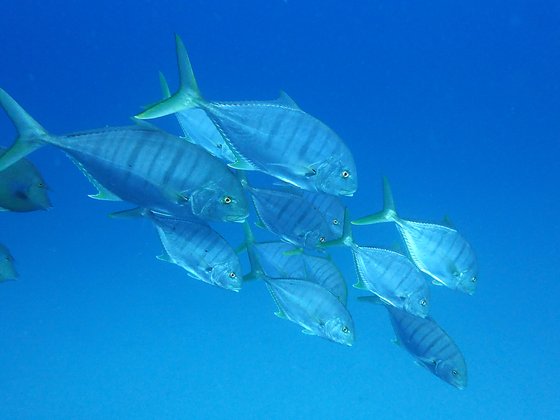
[302, 255, 348, 306]
[387, 306, 468, 389]
[251, 241, 306, 279]
[352, 246, 430, 318]
[47, 126, 248, 222]
[397, 220, 478, 295]
[250, 187, 336, 249]
[0, 243, 17, 281]
[276, 185, 346, 239]
[0, 147, 51, 212]
[151, 212, 242, 291]
[251, 241, 347, 305]
[266, 278, 354, 346]
[205, 101, 357, 196]
[175, 108, 235, 162]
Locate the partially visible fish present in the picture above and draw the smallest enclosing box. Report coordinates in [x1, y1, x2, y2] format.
[136, 35, 357, 197]
[385, 305, 468, 390]
[249, 186, 339, 249]
[353, 177, 478, 295]
[266, 278, 354, 346]
[0, 88, 248, 223]
[0, 243, 17, 281]
[158, 72, 236, 163]
[250, 240, 347, 305]
[111, 208, 242, 291]
[0, 147, 51, 212]
[353, 245, 430, 318]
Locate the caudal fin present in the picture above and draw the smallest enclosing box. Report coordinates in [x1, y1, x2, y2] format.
[352, 176, 398, 225]
[0, 89, 48, 171]
[135, 35, 203, 120]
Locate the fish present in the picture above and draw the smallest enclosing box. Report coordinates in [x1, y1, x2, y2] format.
[273, 183, 346, 239]
[111, 208, 242, 291]
[158, 72, 236, 163]
[136, 35, 357, 197]
[383, 303, 468, 390]
[266, 278, 354, 346]
[353, 245, 430, 318]
[0, 88, 248, 223]
[0, 147, 51, 212]
[249, 240, 347, 305]
[353, 177, 478, 295]
[0, 243, 18, 281]
[249, 186, 340, 249]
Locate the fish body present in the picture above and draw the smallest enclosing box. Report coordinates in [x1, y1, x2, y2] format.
[0, 89, 248, 223]
[251, 241, 347, 305]
[396, 219, 477, 294]
[387, 306, 468, 389]
[353, 245, 430, 317]
[136, 35, 357, 197]
[0, 147, 51, 212]
[176, 108, 236, 162]
[122, 209, 242, 291]
[266, 277, 354, 346]
[0, 243, 17, 281]
[352, 177, 478, 295]
[250, 186, 336, 249]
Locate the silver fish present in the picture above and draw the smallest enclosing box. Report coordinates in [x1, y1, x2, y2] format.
[266, 278, 354, 346]
[0, 88, 248, 223]
[353, 177, 478, 295]
[136, 35, 357, 197]
[353, 245, 430, 318]
[0, 243, 17, 281]
[250, 240, 347, 305]
[0, 147, 51, 212]
[250, 186, 338, 249]
[158, 72, 236, 163]
[274, 184, 346, 239]
[112, 208, 242, 291]
[386, 305, 467, 390]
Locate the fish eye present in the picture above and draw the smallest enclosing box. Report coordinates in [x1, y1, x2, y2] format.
[223, 196, 232, 204]
[319, 237, 326, 243]
[341, 170, 350, 179]
[229, 272, 237, 278]
[341, 326, 350, 334]
[332, 219, 339, 225]
[420, 299, 427, 306]
[471, 276, 477, 283]
[452, 369, 458, 376]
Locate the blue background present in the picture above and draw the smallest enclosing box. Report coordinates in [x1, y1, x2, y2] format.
[1, 1, 559, 418]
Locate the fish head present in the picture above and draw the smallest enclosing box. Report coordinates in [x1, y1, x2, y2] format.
[454, 267, 478, 296]
[0, 251, 18, 281]
[324, 317, 354, 346]
[434, 359, 468, 390]
[403, 289, 430, 318]
[209, 260, 243, 292]
[26, 179, 52, 210]
[314, 158, 357, 197]
[189, 182, 248, 223]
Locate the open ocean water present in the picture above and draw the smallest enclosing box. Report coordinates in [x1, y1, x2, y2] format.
[1, 1, 559, 418]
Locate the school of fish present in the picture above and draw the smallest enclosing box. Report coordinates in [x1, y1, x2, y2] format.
[0, 35, 478, 389]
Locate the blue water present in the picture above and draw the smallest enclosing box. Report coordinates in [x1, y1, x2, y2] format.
[1, 1, 559, 418]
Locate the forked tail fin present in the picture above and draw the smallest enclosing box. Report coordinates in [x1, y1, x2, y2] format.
[0, 88, 49, 171]
[352, 176, 398, 225]
[135, 35, 203, 120]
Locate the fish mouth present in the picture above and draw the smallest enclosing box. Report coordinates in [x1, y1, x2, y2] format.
[226, 213, 249, 223]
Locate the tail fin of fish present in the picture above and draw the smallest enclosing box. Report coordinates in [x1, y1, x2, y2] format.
[240, 220, 266, 281]
[352, 176, 398, 225]
[135, 35, 203, 120]
[0, 89, 49, 171]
